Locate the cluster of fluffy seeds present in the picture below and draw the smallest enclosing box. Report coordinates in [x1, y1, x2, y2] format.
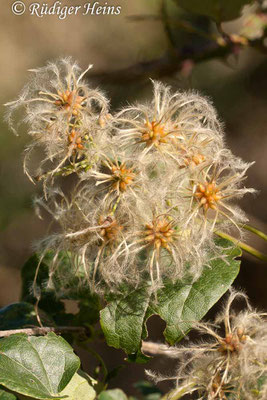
[5, 58, 255, 293]
[147, 290, 267, 400]
[5, 59, 110, 185]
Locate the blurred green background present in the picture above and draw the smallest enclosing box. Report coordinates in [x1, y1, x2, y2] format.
[0, 0, 266, 395]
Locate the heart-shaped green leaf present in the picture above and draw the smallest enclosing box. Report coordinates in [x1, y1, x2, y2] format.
[0, 333, 80, 399]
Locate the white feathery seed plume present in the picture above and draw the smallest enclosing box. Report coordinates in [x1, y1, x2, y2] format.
[5, 58, 111, 184]
[146, 290, 267, 400]
[5, 59, 255, 293]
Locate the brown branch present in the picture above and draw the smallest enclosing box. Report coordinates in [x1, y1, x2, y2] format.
[0, 326, 87, 338]
[89, 20, 267, 84]
[89, 43, 232, 84]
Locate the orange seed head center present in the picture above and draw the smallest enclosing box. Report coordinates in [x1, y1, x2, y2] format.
[194, 181, 222, 211]
[141, 120, 169, 147]
[143, 217, 174, 251]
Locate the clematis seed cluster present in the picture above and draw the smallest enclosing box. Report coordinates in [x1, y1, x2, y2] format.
[5, 59, 255, 293]
[147, 290, 267, 400]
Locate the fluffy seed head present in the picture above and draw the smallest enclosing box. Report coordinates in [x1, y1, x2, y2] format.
[6, 65, 255, 294]
[147, 290, 267, 400]
[115, 81, 224, 169]
[5, 58, 110, 184]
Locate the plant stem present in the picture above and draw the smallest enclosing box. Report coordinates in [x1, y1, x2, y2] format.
[0, 326, 87, 337]
[78, 340, 108, 383]
[215, 231, 267, 262]
[241, 224, 267, 241]
[35, 159, 91, 181]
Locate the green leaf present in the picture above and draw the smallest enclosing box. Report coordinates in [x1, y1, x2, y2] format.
[0, 303, 42, 330]
[0, 389, 17, 400]
[134, 381, 162, 400]
[21, 253, 65, 316]
[0, 333, 80, 399]
[98, 389, 128, 400]
[100, 287, 151, 358]
[151, 240, 241, 344]
[100, 239, 240, 358]
[74, 295, 101, 327]
[60, 371, 96, 400]
[175, 0, 254, 22]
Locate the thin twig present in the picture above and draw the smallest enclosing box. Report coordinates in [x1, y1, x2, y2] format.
[0, 326, 87, 338]
[128, 14, 216, 41]
[78, 340, 109, 383]
[89, 44, 228, 83]
[142, 342, 178, 357]
[35, 159, 91, 181]
[90, 14, 267, 84]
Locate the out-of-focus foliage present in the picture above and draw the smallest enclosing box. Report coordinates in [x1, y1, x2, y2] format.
[175, 0, 254, 22]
